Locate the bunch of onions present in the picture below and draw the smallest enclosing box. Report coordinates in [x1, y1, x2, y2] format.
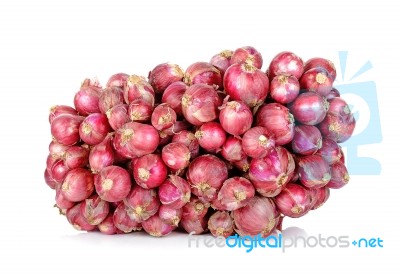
[45, 48, 355, 238]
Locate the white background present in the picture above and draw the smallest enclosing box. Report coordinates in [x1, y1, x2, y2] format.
[1, 0, 399, 277]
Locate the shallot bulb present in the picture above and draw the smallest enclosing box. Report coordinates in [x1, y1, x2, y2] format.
[98, 86, 124, 114]
[51, 115, 84, 146]
[62, 168, 94, 202]
[223, 63, 269, 108]
[123, 75, 155, 105]
[124, 186, 160, 222]
[181, 83, 220, 126]
[315, 138, 342, 165]
[79, 113, 111, 145]
[161, 81, 188, 116]
[181, 197, 210, 234]
[94, 165, 132, 202]
[270, 75, 300, 104]
[113, 122, 159, 159]
[256, 103, 295, 145]
[172, 130, 200, 159]
[80, 194, 110, 225]
[89, 135, 114, 173]
[49, 105, 77, 123]
[98, 214, 119, 235]
[242, 127, 275, 158]
[289, 92, 329, 125]
[133, 154, 167, 189]
[297, 155, 331, 188]
[274, 183, 312, 218]
[113, 203, 142, 233]
[148, 63, 184, 93]
[292, 125, 322, 155]
[210, 50, 233, 77]
[221, 136, 246, 162]
[128, 99, 153, 122]
[304, 57, 337, 80]
[232, 196, 279, 237]
[186, 155, 228, 201]
[300, 67, 333, 96]
[249, 146, 295, 197]
[142, 214, 176, 237]
[231, 46, 263, 69]
[66, 203, 96, 231]
[63, 146, 89, 169]
[219, 100, 253, 136]
[159, 205, 182, 226]
[326, 162, 349, 189]
[161, 142, 191, 172]
[158, 175, 191, 209]
[268, 51, 304, 80]
[106, 73, 129, 89]
[318, 113, 355, 143]
[309, 186, 330, 210]
[208, 211, 234, 238]
[195, 122, 227, 152]
[106, 104, 130, 131]
[184, 62, 222, 88]
[216, 177, 255, 210]
[151, 103, 177, 131]
[73, 78, 102, 116]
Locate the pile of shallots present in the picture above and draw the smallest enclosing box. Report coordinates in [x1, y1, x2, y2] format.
[45, 46, 355, 237]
